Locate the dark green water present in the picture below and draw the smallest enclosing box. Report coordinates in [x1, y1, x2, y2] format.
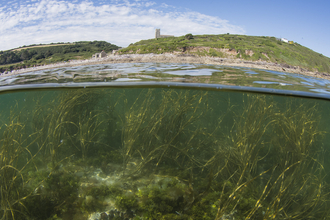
[1, 86, 330, 220]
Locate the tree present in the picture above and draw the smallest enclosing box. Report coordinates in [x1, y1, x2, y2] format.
[20, 50, 31, 60]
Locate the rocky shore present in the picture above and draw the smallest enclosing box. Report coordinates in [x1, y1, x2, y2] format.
[1, 53, 330, 80]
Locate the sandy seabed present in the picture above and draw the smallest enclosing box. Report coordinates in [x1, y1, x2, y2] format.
[1, 53, 330, 80]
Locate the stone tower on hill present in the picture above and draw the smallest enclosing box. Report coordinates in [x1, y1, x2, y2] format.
[155, 29, 174, 39]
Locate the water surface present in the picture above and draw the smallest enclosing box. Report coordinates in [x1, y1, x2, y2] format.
[1, 63, 330, 96]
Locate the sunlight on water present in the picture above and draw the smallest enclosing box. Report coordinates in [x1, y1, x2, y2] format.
[1, 63, 330, 95]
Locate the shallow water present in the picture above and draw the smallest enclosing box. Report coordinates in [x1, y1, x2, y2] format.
[1, 63, 330, 96]
[1, 84, 330, 219]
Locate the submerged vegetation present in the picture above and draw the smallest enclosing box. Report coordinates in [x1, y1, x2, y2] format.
[118, 34, 330, 73]
[0, 87, 329, 219]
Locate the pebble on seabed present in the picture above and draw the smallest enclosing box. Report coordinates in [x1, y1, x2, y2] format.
[89, 210, 134, 220]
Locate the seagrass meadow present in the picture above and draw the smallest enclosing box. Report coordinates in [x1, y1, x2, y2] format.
[1, 86, 330, 220]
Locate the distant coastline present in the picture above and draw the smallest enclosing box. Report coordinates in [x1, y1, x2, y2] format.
[1, 53, 329, 80]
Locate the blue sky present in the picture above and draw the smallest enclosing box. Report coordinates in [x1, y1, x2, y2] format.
[1, 0, 329, 58]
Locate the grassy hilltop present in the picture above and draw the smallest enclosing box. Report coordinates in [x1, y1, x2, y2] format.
[0, 41, 119, 73]
[118, 34, 330, 74]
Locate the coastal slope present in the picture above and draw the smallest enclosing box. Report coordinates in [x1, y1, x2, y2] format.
[118, 34, 330, 75]
[1, 34, 330, 80]
[0, 41, 119, 73]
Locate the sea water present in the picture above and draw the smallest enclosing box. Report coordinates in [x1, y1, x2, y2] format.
[1, 63, 330, 220]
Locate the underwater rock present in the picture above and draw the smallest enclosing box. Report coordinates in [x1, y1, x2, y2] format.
[100, 212, 108, 220]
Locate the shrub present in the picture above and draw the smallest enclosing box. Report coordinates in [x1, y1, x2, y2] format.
[185, 34, 194, 40]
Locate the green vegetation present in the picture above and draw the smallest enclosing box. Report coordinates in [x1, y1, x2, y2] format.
[185, 33, 194, 40]
[1, 34, 329, 75]
[0, 41, 119, 73]
[118, 34, 330, 73]
[0, 88, 329, 219]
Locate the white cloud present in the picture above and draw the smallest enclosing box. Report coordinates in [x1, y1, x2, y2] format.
[144, 1, 155, 7]
[160, 3, 169, 8]
[0, 0, 245, 50]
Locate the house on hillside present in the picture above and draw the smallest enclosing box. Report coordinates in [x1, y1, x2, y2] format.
[155, 29, 174, 39]
[276, 38, 290, 43]
[92, 51, 107, 58]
